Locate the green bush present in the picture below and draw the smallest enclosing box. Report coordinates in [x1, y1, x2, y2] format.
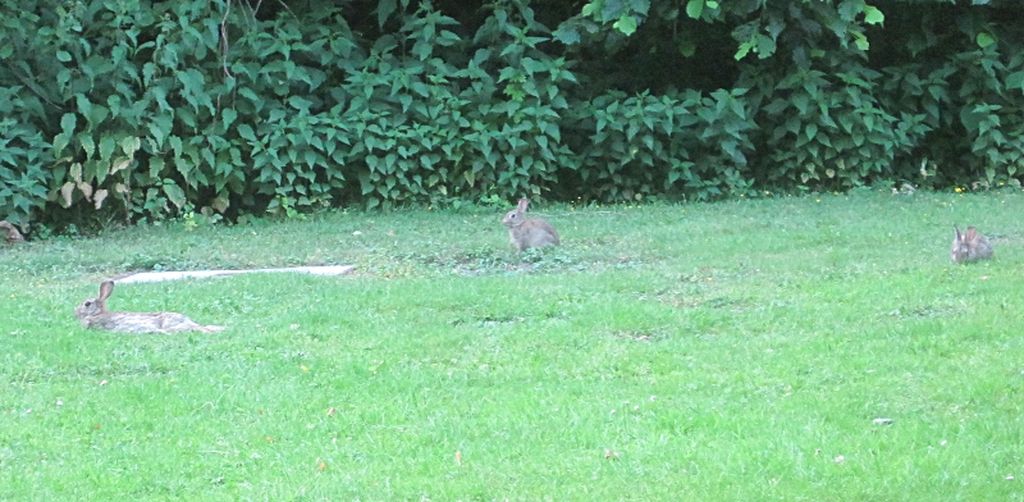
[567, 88, 755, 201]
[751, 66, 926, 191]
[1, 0, 1023, 231]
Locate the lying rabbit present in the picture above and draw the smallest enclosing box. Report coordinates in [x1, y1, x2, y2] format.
[75, 280, 224, 334]
[950, 225, 993, 264]
[502, 197, 560, 251]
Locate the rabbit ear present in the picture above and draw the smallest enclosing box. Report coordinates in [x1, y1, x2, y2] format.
[99, 281, 114, 302]
[953, 225, 962, 240]
[517, 198, 530, 212]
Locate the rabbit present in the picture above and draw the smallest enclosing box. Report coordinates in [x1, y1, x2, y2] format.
[75, 280, 224, 334]
[501, 197, 560, 251]
[950, 225, 993, 264]
[0, 220, 24, 244]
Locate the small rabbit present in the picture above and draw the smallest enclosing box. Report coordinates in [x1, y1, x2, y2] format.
[501, 197, 560, 251]
[0, 220, 24, 244]
[75, 280, 224, 334]
[950, 225, 993, 264]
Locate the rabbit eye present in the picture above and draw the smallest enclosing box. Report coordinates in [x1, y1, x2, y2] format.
[84, 301, 92, 307]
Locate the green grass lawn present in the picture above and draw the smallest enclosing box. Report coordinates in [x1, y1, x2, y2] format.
[2, 190, 1023, 500]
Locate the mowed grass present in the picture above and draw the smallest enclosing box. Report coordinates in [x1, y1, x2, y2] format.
[2, 190, 1023, 500]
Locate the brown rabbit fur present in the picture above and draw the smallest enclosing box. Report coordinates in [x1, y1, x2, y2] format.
[75, 280, 224, 334]
[501, 198, 560, 251]
[950, 225, 994, 264]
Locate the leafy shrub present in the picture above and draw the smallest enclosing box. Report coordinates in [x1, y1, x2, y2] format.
[0, 116, 51, 227]
[567, 88, 755, 202]
[1, 0, 1024, 232]
[953, 47, 1024, 188]
[751, 66, 927, 191]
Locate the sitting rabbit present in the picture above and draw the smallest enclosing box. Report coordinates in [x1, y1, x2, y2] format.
[502, 197, 560, 251]
[950, 225, 993, 264]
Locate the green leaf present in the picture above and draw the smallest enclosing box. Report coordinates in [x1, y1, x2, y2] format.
[412, 40, 432, 60]
[1007, 71, 1024, 91]
[238, 124, 256, 142]
[853, 31, 869, 51]
[222, 108, 238, 129]
[838, 0, 864, 21]
[99, 136, 116, 162]
[553, 24, 581, 45]
[169, 136, 184, 161]
[411, 82, 430, 97]
[613, 15, 638, 36]
[239, 87, 260, 103]
[201, 147, 215, 170]
[110, 158, 131, 175]
[601, 0, 627, 22]
[976, 32, 996, 48]
[162, 180, 186, 209]
[287, 96, 313, 112]
[76, 94, 93, 125]
[734, 41, 753, 61]
[53, 133, 70, 156]
[120, 136, 141, 157]
[376, 0, 397, 28]
[56, 50, 72, 62]
[685, 0, 704, 19]
[79, 135, 96, 159]
[755, 34, 776, 58]
[522, 57, 548, 75]
[863, 5, 884, 25]
[148, 114, 172, 148]
[176, 69, 211, 113]
[93, 158, 110, 185]
[89, 105, 110, 126]
[149, 157, 165, 178]
[61, 113, 77, 136]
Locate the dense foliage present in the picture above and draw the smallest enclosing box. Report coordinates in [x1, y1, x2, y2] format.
[1, 0, 1022, 230]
